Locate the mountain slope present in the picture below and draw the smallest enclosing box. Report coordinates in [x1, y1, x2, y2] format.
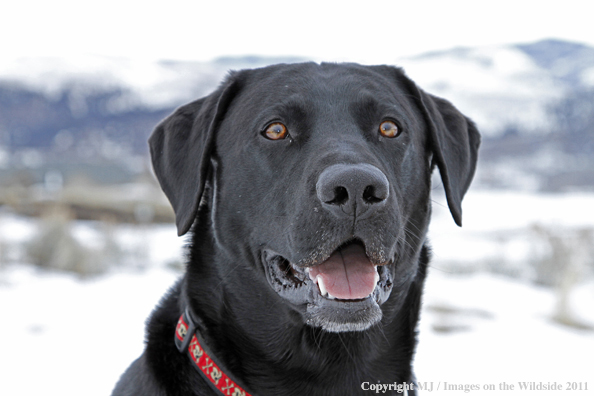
[0, 39, 591, 182]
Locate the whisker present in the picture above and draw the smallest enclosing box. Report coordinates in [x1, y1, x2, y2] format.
[404, 227, 422, 243]
[430, 198, 448, 209]
[337, 333, 356, 364]
[405, 220, 424, 235]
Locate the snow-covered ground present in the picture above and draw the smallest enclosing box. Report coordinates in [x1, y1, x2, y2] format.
[416, 273, 594, 395]
[0, 189, 593, 395]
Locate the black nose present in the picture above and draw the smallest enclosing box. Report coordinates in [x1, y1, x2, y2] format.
[316, 164, 389, 219]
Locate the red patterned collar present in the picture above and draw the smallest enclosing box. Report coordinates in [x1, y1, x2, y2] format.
[175, 309, 252, 396]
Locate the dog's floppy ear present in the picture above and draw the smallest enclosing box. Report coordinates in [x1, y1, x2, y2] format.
[149, 76, 240, 236]
[421, 92, 480, 226]
[399, 74, 480, 226]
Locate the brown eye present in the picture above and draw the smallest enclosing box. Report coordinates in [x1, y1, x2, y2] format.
[379, 120, 400, 138]
[264, 122, 288, 140]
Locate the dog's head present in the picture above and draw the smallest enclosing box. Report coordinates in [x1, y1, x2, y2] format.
[150, 63, 479, 332]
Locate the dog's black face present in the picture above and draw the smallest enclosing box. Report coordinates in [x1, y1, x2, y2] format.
[149, 63, 479, 335]
[212, 64, 432, 332]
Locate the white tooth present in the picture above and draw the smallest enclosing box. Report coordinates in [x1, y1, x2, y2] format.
[374, 266, 380, 284]
[317, 275, 328, 296]
[327, 293, 336, 299]
[307, 268, 316, 282]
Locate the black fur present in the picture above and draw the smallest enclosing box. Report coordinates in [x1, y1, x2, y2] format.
[112, 63, 480, 396]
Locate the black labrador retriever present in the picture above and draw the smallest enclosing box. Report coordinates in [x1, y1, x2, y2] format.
[112, 62, 480, 396]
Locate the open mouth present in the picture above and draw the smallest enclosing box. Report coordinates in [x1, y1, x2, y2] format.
[307, 241, 381, 300]
[263, 239, 394, 331]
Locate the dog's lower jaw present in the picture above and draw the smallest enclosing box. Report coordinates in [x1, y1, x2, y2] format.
[304, 275, 392, 332]
[304, 298, 384, 332]
[308, 318, 378, 333]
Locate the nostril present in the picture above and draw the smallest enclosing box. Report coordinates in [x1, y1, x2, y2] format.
[316, 164, 389, 217]
[362, 185, 384, 204]
[326, 186, 349, 205]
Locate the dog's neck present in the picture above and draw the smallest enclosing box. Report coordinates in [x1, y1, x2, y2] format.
[171, 205, 429, 395]
[180, 239, 428, 396]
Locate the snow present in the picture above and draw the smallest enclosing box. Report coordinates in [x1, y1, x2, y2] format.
[429, 189, 594, 272]
[582, 66, 594, 86]
[0, 55, 226, 112]
[0, 43, 575, 136]
[0, 264, 179, 396]
[1, 190, 593, 395]
[399, 46, 563, 136]
[416, 273, 594, 395]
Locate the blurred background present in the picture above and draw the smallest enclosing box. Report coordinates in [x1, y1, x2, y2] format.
[0, 0, 593, 395]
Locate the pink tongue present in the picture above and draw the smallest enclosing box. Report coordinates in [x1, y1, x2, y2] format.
[309, 244, 377, 299]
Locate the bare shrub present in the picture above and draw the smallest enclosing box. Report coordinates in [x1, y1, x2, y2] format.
[529, 224, 594, 329]
[26, 206, 106, 276]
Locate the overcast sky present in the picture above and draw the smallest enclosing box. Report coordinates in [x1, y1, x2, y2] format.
[2, 0, 593, 64]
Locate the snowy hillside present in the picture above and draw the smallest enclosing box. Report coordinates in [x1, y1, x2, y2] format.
[1, 39, 593, 142]
[401, 46, 561, 134]
[401, 39, 594, 135]
[1, 39, 593, 195]
[0, 56, 223, 113]
[0, 55, 302, 116]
